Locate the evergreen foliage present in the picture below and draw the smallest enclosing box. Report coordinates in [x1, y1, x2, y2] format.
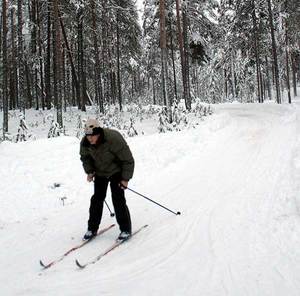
[0, 0, 299, 138]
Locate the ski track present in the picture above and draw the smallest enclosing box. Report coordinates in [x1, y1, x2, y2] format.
[1, 103, 300, 295]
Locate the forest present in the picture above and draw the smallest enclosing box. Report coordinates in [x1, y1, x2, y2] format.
[0, 0, 299, 138]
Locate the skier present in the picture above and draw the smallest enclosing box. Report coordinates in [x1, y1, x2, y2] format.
[80, 118, 134, 241]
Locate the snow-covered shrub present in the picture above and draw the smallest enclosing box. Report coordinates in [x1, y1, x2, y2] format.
[127, 117, 138, 137]
[203, 105, 213, 116]
[6, 134, 14, 142]
[147, 105, 158, 116]
[101, 106, 125, 129]
[76, 115, 85, 139]
[193, 99, 204, 118]
[2, 132, 14, 142]
[158, 107, 172, 133]
[193, 99, 213, 117]
[171, 104, 188, 131]
[48, 120, 62, 138]
[125, 103, 146, 123]
[16, 116, 28, 142]
[43, 113, 54, 125]
[10, 114, 36, 142]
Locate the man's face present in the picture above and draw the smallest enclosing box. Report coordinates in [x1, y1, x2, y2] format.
[86, 134, 100, 145]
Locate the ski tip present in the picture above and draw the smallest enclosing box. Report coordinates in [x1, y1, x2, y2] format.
[39, 260, 49, 269]
[75, 259, 85, 269]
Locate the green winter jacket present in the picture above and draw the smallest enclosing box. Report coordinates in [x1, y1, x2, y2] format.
[80, 128, 134, 180]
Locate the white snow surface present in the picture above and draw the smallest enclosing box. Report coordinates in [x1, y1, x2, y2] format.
[1, 101, 300, 295]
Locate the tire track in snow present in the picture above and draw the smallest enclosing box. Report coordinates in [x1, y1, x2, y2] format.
[113, 104, 300, 295]
[97, 106, 277, 291]
[85, 108, 255, 290]
[199, 105, 300, 295]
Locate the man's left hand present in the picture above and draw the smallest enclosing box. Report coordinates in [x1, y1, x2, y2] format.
[119, 180, 128, 189]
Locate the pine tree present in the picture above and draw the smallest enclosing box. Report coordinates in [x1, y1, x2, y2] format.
[2, 0, 8, 137]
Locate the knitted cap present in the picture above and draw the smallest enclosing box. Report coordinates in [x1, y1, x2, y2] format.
[84, 119, 101, 135]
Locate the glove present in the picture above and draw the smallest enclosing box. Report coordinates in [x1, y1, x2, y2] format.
[87, 173, 95, 182]
[119, 180, 128, 189]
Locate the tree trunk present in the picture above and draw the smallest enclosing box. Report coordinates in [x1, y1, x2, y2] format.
[77, 7, 86, 111]
[53, 0, 63, 126]
[108, 46, 116, 105]
[284, 6, 291, 104]
[45, 0, 51, 110]
[90, 0, 104, 113]
[17, 0, 26, 113]
[182, 8, 191, 105]
[116, 12, 122, 111]
[169, 18, 177, 104]
[10, 7, 18, 110]
[101, 0, 109, 104]
[175, 0, 190, 110]
[252, 0, 262, 103]
[2, 0, 8, 136]
[152, 76, 156, 105]
[37, 0, 45, 109]
[224, 68, 228, 100]
[0, 14, 2, 59]
[291, 53, 297, 97]
[265, 56, 272, 100]
[59, 9, 81, 109]
[62, 47, 67, 111]
[30, 0, 38, 109]
[25, 60, 33, 108]
[267, 0, 281, 104]
[231, 53, 237, 100]
[66, 60, 71, 106]
[159, 0, 169, 109]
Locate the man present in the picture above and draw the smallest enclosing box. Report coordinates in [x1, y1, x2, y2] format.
[80, 118, 134, 241]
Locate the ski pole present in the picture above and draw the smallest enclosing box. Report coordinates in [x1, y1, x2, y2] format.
[92, 178, 114, 216]
[125, 186, 181, 216]
[104, 200, 115, 217]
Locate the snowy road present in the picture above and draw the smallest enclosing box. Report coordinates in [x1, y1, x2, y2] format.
[1, 102, 300, 295]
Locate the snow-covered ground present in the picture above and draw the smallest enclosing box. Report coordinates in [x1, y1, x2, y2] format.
[1, 99, 300, 295]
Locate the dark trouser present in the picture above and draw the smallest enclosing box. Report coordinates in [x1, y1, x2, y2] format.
[88, 174, 131, 233]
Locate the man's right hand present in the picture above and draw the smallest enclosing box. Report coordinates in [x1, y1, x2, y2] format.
[87, 173, 95, 182]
